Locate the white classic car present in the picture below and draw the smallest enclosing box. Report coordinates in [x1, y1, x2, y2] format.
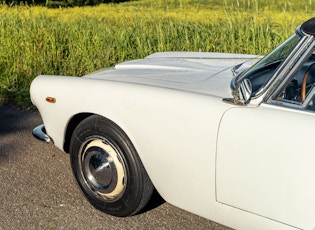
[31, 18, 315, 230]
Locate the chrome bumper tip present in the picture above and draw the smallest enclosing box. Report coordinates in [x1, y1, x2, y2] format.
[32, 124, 51, 143]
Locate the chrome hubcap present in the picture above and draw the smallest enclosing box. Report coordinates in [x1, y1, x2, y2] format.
[80, 138, 126, 201]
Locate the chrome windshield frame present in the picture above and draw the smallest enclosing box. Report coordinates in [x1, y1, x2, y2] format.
[267, 37, 315, 109]
[231, 27, 315, 106]
[254, 34, 313, 104]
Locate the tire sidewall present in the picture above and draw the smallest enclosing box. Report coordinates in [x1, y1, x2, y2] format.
[70, 115, 145, 216]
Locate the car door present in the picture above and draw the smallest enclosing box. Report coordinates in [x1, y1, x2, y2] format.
[216, 103, 315, 229]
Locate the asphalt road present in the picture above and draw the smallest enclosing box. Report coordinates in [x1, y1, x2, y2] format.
[0, 105, 232, 230]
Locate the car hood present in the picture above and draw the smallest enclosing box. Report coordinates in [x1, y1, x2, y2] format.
[84, 52, 261, 98]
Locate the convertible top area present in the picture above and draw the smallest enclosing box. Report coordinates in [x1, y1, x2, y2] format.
[301, 17, 315, 35]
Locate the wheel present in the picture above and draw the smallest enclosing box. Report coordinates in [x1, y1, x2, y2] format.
[69, 115, 154, 217]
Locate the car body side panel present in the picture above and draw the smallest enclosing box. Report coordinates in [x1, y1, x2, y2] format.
[30, 75, 303, 230]
[216, 104, 315, 230]
[30, 75, 228, 213]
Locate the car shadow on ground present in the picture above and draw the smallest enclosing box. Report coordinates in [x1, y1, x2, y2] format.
[139, 189, 165, 214]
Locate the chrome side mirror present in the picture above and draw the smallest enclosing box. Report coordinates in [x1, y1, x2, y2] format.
[228, 78, 252, 105]
[239, 78, 252, 105]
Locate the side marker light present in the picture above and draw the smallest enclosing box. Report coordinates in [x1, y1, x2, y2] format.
[46, 97, 56, 103]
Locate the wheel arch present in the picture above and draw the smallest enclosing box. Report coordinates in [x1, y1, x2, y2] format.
[63, 112, 156, 194]
[63, 113, 93, 153]
[68, 114, 155, 216]
[63, 113, 134, 154]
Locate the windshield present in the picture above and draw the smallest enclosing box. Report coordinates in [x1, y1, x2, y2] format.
[235, 34, 301, 96]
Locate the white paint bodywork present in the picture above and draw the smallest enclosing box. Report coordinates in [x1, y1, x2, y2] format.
[217, 104, 315, 229]
[30, 52, 315, 230]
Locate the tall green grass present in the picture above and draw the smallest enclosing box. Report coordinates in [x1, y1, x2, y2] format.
[0, 0, 313, 107]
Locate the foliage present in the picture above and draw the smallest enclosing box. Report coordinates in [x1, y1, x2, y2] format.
[0, 0, 314, 107]
[3, 0, 129, 7]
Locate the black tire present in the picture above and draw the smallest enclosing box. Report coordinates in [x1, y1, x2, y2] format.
[70, 115, 154, 217]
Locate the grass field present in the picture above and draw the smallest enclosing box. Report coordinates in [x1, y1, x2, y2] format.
[0, 0, 314, 107]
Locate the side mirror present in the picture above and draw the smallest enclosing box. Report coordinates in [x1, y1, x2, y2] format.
[238, 79, 252, 105]
[225, 78, 253, 105]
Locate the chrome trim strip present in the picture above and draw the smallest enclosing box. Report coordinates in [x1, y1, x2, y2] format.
[32, 124, 51, 143]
